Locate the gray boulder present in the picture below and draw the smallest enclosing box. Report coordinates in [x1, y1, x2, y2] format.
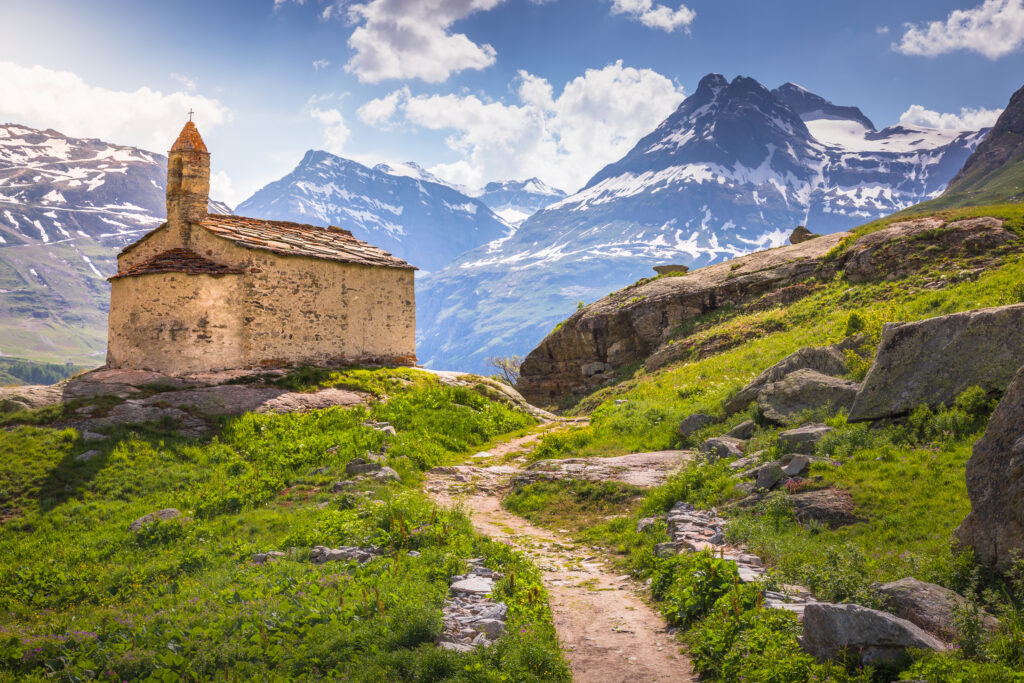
[877, 577, 999, 641]
[789, 488, 857, 528]
[758, 370, 859, 425]
[802, 602, 946, 666]
[778, 423, 833, 454]
[956, 364, 1024, 567]
[700, 436, 744, 461]
[725, 345, 848, 415]
[726, 419, 757, 440]
[129, 508, 181, 532]
[678, 412, 717, 438]
[310, 545, 374, 564]
[779, 454, 810, 477]
[754, 463, 784, 490]
[849, 304, 1024, 422]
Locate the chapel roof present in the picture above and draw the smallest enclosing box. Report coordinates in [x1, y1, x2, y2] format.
[119, 214, 416, 270]
[170, 121, 208, 154]
[109, 247, 242, 280]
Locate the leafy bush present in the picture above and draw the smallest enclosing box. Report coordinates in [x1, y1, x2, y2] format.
[640, 460, 736, 515]
[650, 551, 740, 627]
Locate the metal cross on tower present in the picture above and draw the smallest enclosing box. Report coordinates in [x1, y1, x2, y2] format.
[188, 109, 195, 121]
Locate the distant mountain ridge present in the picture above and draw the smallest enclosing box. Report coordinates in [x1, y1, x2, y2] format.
[475, 178, 566, 226]
[235, 151, 512, 272]
[415, 73, 989, 374]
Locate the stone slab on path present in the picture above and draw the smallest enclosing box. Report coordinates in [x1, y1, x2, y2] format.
[512, 451, 693, 490]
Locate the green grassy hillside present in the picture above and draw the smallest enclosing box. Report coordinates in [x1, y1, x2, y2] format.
[0, 369, 567, 682]
[516, 204, 1024, 682]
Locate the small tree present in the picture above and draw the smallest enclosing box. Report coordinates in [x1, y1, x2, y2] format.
[487, 355, 523, 386]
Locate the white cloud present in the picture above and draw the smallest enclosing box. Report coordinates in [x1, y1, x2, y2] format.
[361, 61, 685, 192]
[899, 104, 1004, 130]
[309, 105, 351, 154]
[322, 0, 507, 83]
[876, 25, 890, 35]
[312, 59, 331, 70]
[610, 0, 695, 32]
[0, 61, 231, 153]
[210, 170, 242, 207]
[894, 0, 1024, 59]
[170, 73, 197, 91]
[357, 86, 410, 127]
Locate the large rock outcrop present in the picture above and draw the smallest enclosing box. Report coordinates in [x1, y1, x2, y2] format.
[518, 215, 1019, 405]
[724, 345, 849, 416]
[876, 577, 998, 641]
[956, 365, 1024, 567]
[757, 369, 859, 425]
[849, 304, 1024, 422]
[801, 602, 946, 666]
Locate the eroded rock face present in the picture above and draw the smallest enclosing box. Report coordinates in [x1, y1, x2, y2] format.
[517, 215, 1019, 406]
[801, 602, 946, 666]
[956, 365, 1024, 568]
[516, 233, 850, 404]
[757, 369, 859, 425]
[849, 304, 1024, 422]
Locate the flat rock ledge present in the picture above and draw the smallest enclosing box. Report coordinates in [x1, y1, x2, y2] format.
[512, 451, 692, 489]
[438, 559, 508, 652]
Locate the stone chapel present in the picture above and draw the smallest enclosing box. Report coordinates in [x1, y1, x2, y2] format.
[106, 121, 417, 375]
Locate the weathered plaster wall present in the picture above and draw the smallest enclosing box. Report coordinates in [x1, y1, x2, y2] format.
[110, 222, 416, 373]
[107, 271, 245, 374]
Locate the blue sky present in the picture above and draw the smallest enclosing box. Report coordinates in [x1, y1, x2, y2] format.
[2, 0, 1023, 205]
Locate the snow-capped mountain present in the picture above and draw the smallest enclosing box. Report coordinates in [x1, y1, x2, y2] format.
[475, 178, 567, 226]
[0, 123, 229, 364]
[235, 151, 511, 272]
[416, 74, 987, 373]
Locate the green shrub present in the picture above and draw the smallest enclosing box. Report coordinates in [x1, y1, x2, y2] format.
[650, 551, 740, 627]
[640, 460, 736, 515]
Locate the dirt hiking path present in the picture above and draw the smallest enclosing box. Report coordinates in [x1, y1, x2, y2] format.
[426, 424, 696, 683]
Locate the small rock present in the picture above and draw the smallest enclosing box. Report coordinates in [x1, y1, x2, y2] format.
[346, 458, 382, 476]
[728, 454, 761, 471]
[129, 508, 181, 532]
[789, 488, 858, 528]
[653, 264, 689, 275]
[310, 545, 374, 564]
[476, 602, 508, 620]
[754, 463, 784, 490]
[636, 517, 662, 533]
[365, 421, 397, 435]
[472, 619, 506, 638]
[700, 436, 744, 461]
[407, 550, 421, 557]
[331, 480, 356, 492]
[779, 454, 810, 477]
[653, 542, 678, 558]
[252, 551, 287, 564]
[789, 226, 818, 244]
[76, 449, 101, 462]
[368, 466, 400, 482]
[778, 423, 834, 454]
[450, 577, 495, 595]
[80, 431, 105, 442]
[726, 420, 757, 440]
[678, 413, 717, 438]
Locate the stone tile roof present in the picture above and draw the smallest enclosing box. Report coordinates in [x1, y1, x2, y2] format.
[110, 248, 243, 280]
[198, 214, 416, 269]
[170, 121, 208, 154]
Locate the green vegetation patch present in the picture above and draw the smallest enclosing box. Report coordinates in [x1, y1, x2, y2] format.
[503, 480, 643, 533]
[0, 374, 566, 682]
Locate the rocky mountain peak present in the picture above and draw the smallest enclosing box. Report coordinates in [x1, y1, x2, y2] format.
[946, 82, 1024, 193]
[771, 82, 876, 131]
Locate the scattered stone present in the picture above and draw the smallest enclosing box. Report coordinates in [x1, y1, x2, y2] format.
[876, 577, 999, 641]
[754, 463, 784, 490]
[801, 602, 946, 666]
[438, 559, 508, 651]
[513, 451, 690, 489]
[129, 508, 181, 532]
[726, 420, 757, 440]
[346, 458, 382, 476]
[252, 551, 286, 565]
[778, 423, 833, 454]
[848, 304, 1024, 422]
[653, 264, 689, 275]
[653, 542, 679, 558]
[80, 430, 105, 442]
[757, 369, 859, 425]
[778, 454, 810, 477]
[365, 421, 397, 435]
[725, 345, 849, 416]
[957, 364, 1024, 568]
[678, 413, 717, 438]
[407, 551, 420, 557]
[728, 453, 761, 471]
[367, 466, 400, 483]
[310, 545, 375, 564]
[700, 436, 744, 461]
[789, 226, 818, 244]
[789, 488, 858, 528]
[636, 517, 662, 533]
[76, 449, 101, 462]
[331, 480, 356, 492]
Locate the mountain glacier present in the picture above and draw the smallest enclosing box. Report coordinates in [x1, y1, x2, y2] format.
[416, 74, 987, 373]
